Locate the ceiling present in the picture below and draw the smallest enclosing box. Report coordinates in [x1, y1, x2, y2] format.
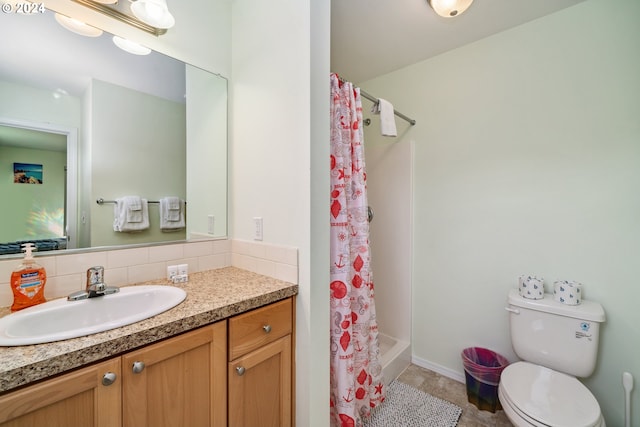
[0, 126, 67, 152]
[331, 0, 585, 83]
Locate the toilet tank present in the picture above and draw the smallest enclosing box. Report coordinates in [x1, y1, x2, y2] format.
[506, 289, 605, 377]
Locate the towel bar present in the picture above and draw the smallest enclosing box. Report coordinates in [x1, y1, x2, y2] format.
[96, 198, 186, 205]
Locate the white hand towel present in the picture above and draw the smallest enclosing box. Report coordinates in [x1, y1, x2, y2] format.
[371, 98, 397, 137]
[124, 196, 143, 223]
[114, 197, 150, 232]
[163, 196, 181, 221]
[159, 197, 185, 231]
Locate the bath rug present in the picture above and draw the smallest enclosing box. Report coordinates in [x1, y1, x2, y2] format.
[364, 380, 462, 427]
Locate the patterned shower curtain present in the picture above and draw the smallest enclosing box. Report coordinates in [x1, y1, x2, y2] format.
[329, 73, 385, 427]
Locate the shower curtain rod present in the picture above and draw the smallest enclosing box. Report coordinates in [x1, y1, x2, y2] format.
[336, 75, 416, 126]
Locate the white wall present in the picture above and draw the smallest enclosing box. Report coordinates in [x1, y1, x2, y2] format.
[230, 0, 329, 425]
[362, 0, 640, 425]
[364, 134, 413, 344]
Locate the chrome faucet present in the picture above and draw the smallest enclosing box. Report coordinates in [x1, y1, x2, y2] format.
[68, 266, 120, 301]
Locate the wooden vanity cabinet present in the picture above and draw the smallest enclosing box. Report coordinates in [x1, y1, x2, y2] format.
[0, 323, 226, 427]
[0, 297, 295, 427]
[228, 297, 294, 427]
[0, 358, 122, 427]
[122, 321, 227, 427]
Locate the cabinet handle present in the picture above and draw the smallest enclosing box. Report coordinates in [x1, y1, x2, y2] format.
[132, 361, 145, 374]
[263, 324, 272, 333]
[236, 366, 246, 376]
[102, 372, 117, 386]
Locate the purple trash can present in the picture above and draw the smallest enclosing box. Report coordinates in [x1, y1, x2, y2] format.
[461, 347, 509, 413]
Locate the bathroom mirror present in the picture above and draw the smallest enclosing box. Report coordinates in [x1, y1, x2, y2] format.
[0, 10, 227, 257]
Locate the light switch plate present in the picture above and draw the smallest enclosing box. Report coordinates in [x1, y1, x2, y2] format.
[253, 217, 263, 241]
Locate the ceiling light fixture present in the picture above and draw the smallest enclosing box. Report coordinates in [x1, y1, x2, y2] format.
[54, 13, 104, 37]
[131, 0, 175, 29]
[112, 36, 152, 55]
[71, 0, 168, 36]
[428, 0, 474, 18]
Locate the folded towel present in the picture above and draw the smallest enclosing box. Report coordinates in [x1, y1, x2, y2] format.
[124, 196, 143, 223]
[114, 197, 150, 232]
[371, 98, 397, 137]
[163, 196, 181, 221]
[159, 197, 185, 231]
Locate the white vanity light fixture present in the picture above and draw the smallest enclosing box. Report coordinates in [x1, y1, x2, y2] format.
[428, 0, 474, 17]
[130, 0, 175, 29]
[54, 13, 104, 37]
[112, 36, 152, 55]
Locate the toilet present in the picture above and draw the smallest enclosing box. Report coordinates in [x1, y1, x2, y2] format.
[498, 289, 606, 427]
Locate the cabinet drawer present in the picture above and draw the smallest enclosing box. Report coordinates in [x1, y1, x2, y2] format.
[229, 298, 292, 360]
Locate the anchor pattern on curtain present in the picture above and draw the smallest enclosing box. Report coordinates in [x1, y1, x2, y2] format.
[329, 73, 385, 427]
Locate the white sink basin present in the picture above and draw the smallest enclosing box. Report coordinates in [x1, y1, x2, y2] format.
[0, 285, 186, 346]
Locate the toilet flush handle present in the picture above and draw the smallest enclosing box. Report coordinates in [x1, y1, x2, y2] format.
[504, 307, 520, 314]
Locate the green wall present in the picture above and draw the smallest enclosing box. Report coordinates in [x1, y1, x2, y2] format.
[362, 0, 640, 425]
[0, 146, 66, 242]
[89, 79, 186, 247]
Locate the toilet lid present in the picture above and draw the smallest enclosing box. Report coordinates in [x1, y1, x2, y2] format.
[500, 362, 601, 427]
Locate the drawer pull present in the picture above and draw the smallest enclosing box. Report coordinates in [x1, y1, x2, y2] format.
[102, 372, 117, 386]
[263, 324, 272, 333]
[132, 361, 145, 374]
[236, 366, 246, 376]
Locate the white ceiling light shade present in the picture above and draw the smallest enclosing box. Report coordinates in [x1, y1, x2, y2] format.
[112, 36, 152, 55]
[428, 0, 474, 17]
[54, 13, 103, 37]
[131, 0, 175, 29]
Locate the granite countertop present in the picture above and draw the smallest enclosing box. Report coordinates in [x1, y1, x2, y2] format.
[0, 267, 298, 393]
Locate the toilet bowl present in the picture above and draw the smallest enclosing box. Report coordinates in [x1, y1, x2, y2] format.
[498, 362, 605, 427]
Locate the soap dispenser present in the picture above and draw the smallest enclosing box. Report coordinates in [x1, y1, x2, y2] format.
[10, 243, 47, 312]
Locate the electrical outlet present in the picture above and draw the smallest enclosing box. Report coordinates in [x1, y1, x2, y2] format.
[253, 217, 263, 241]
[167, 265, 178, 280]
[207, 215, 215, 234]
[178, 264, 188, 276]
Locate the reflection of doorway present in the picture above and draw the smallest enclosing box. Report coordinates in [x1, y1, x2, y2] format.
[0, 118, 77, 249]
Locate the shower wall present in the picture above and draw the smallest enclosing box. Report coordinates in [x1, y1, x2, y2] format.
[364, 131, 413, 381]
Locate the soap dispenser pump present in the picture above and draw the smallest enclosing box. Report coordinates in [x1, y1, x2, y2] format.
[10, 243, 47, 312]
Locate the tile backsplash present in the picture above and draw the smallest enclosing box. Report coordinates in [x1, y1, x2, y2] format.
[0, 239, 298, 308]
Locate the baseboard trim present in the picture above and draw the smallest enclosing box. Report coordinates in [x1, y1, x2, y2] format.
[411, 355, 466, 384]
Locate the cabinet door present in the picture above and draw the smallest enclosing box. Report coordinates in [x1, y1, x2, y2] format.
[228, 335, 291, 427]
[122, 322, 227, 427]
[0, 358, 122, 427]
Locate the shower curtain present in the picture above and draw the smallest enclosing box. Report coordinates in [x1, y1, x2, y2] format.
[329, 73, 385, 427]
